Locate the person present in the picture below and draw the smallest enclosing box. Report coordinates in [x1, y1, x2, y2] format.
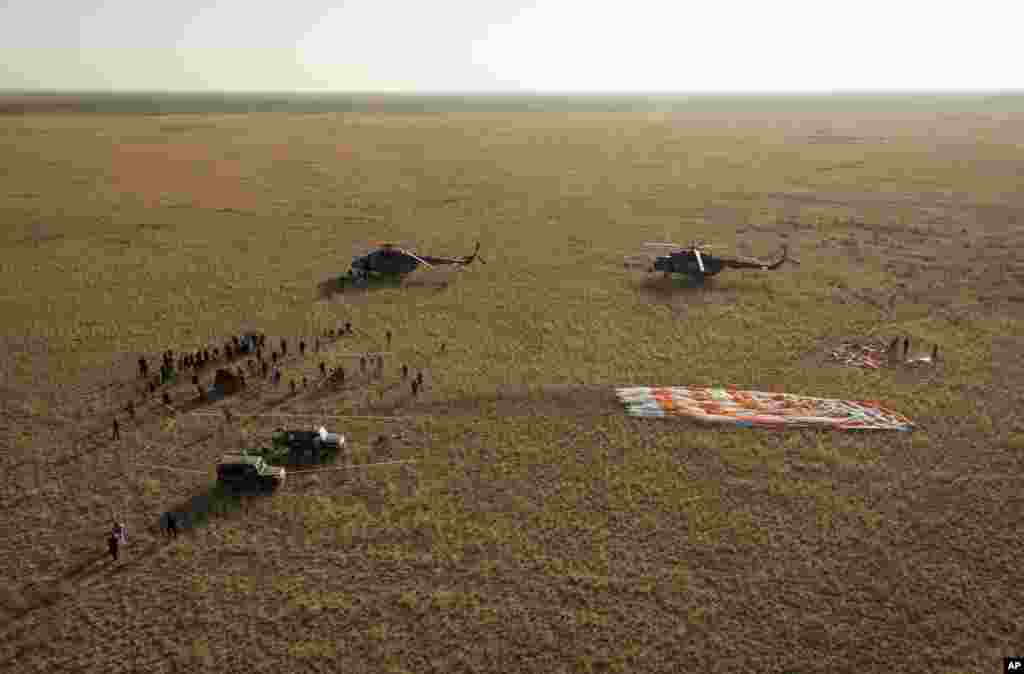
[281, 338, 288, 356]
[440, 342, 446, 354]
[345, 322, 352, 335]
[273, 367, 281, 387]
[139, 357, 149, 379]
[411, 379, 419, 396]
[148, 380, 157, 395]
[903, 336, 910, 361]
[262, 360, 269, 379]
[165, 512, 178, 539]
[108, 531, 119, 561]
[416, 371, 424, 388]
[302, 376, 308, 389]
[299, 340, 306, 357]
[315, 337, 320, 353]
[402, 364, 408, 379]
[113, 520, 128, 546]
[290, 379, 297, 395]
[386, 330, 392, 347]
[360, 356, 366, 374]
[320, 361, 327, 378]
[272, 351, 278, 365]
[112, 418, 120, 440]
[125, 401, 134, 420]
[162, 392, 171, 406]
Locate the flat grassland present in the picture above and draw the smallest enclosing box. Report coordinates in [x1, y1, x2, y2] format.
[0, 95, 1022, 673]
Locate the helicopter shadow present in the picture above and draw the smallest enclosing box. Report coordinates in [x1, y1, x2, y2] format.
[316, 274, 450, 300]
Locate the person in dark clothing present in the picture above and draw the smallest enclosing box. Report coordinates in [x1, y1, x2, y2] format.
[290, 379, 297, 395]
[139, 357, 149, 379]
[320, 361, 327, 378]
[302, 376, 308, 389]
[213, 347, 220, 360]
[315, 337, 320, 354]
[411, 379, 419, 396]
[299, 340, 306, 357]
[226, 344, 234, 361]
[440, 342, 446, 354]
[125, 401, 135, 420]
[162, 392, 171, 406]
[148, 380, 157, 395]
[281, 338, 288, 356]
[271, 351, 278, 365]
[165, 512, 178, 539]
[112, 418, 120, 440]
[261, 360, 269, 379]
[338, 367, 345, 384]
[360, 356, 366, 374]
[416, 371, 424, 387]
[203, 348, 210, 362]
[903, 336, 910, 360]
[345, 322, 352, 335]
[192, 374, 199, 387]
[402, 364, 408, 379]
[386, 330, 392, 348]
[108, 532, 119, 561]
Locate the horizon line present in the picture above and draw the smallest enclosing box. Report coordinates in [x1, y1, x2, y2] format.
[2, 88, 1022, 97]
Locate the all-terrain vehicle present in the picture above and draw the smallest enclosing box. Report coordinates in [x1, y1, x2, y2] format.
[216, 454, 286, 492]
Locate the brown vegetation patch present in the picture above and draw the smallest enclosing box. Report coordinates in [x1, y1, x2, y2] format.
[106, 142, 258, 210]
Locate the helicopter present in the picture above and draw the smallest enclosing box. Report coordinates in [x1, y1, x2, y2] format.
[625, 240, 799, 285]
[344, 241, 485, 285]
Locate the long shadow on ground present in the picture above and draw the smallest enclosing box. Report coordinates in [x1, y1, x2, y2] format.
[317, 275, 449, 300]
[161, 484, 273, 535]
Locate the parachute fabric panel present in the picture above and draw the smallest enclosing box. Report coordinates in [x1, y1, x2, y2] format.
[616, 386, 915, 431]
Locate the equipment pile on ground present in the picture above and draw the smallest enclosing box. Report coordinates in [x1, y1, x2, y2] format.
[828, 341, 888, 369]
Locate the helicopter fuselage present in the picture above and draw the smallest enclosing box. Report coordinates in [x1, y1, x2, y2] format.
[350, 249, 421, 278]
[652, 250, 725, 278]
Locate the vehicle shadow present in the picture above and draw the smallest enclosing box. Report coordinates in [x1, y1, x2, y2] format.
[160, 484, 267, 534]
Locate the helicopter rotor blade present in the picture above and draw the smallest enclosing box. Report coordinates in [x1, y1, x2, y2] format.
[405, 251, 435, 269]
[407, 252, 435, 269]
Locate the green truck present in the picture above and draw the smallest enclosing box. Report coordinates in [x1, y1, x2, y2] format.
[216, 454, 286, 492]
[246, 427, 347, 467]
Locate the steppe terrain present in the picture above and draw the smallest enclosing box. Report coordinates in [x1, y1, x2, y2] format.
[0, 94, 1022, 673]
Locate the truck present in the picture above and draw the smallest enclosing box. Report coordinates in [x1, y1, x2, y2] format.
[216, 454, 286, 492]
[269, 426, 346, 466]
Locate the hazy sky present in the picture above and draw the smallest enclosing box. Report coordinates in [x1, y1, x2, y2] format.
[1, 0, 1020, 92]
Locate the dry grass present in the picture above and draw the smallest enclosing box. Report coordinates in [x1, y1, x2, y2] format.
[0, 98, 1022, 673]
